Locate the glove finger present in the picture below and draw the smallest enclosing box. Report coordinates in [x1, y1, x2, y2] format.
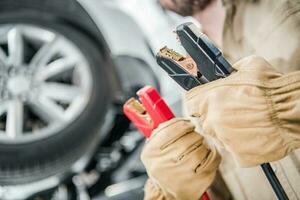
[145, 118, 195, 151]
[144, 179, 175, 200]
[174, 133, 207, 164]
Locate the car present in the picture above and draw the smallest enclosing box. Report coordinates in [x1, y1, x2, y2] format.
[0, 0, 192, 199]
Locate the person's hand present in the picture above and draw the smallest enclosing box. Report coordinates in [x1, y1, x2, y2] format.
[185, 55, 300, 167]
[141, 118, 220, 200]
[144, 179, 173, 200]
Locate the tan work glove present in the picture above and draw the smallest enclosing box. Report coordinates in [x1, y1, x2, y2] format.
[141, 118, 221, 200]
[185, 55, 300, 167]
[143, 179, 169, 200]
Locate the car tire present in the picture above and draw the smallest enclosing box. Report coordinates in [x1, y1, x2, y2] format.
[0, 0, 112, 184]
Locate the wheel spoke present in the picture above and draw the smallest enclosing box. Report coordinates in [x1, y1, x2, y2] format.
[35, 58, 76, 81]
[29, 37, 62, 69]
[40, 83, 82, 103]
[6, 99, 23, 138]
[29, 95, 65, 123]
[7, 27, 24, 66]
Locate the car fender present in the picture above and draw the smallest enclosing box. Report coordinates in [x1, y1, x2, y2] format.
[77, 0, 161, 90]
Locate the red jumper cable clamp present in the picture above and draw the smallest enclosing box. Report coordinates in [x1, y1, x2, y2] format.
[123, 86, 210, 200]
[123, 86, 174, 138]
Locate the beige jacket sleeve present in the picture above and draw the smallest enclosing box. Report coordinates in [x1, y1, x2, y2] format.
[141, 118, 221, 200]
[185, 55, 300, 167]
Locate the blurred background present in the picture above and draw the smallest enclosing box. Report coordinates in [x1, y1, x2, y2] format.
[0, 0, 198, 199]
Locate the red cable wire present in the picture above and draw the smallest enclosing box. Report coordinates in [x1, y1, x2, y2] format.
[201, 192, 210, 200]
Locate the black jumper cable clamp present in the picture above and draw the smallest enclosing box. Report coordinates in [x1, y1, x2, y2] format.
[156, 22, 289, 200]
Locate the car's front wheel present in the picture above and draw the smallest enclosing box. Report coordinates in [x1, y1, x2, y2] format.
[0, 0, 111, 185]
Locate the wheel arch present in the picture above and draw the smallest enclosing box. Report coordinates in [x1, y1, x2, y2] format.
[77, 0, 161, 92]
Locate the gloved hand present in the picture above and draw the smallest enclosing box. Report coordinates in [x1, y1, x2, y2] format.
[141, 118, 221, 200]
[185, 55, 300, 167]
[143, 179, 170, 200]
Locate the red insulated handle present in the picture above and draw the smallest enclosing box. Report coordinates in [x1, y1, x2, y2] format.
[137, 86, 174, 133]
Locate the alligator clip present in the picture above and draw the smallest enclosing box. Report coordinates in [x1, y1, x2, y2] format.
[156, 46, 208, 91]
[123, 86, 174, 138]
[176, 22, 235, 81]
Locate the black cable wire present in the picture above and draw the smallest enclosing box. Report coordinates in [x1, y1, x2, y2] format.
[261, 163, 289, 200]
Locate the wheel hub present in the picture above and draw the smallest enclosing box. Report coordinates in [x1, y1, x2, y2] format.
[7, 75, 30, 97]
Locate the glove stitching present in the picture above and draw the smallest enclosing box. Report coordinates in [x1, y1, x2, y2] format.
[264, 86, 284, 142]
[195, 149, 212, 173]
[268, 82, 300, 150]
[160, 130, 194, 150]
[176, 140, 203, 162]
